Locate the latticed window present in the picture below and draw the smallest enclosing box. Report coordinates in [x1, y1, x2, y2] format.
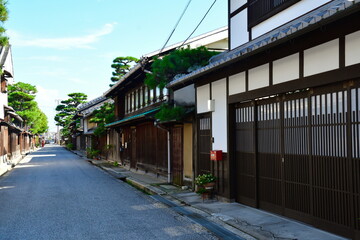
[144, 86, 149, 106]
[139, 87, 143, 107]
[131, 92, 135, 112]
[156, 87, 161, 102]
[248, 0, 300, 28]
[135, 89, 139, 110]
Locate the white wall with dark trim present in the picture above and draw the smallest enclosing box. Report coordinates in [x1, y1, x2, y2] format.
[211, 79, 227, 152]
[196, 84, 210, 114]
[251, 0, 332, 39]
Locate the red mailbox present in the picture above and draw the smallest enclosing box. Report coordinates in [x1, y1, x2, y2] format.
[210, 150, 222, 161]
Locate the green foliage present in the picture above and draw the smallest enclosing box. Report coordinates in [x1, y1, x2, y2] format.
[86, 147, 100, 159]
[110, 56, 139, 86]
[89, 102, 115, 137]
[54, 92, 87, 140]
[66, 143, 75, 150]
[113, 161, 119, 167]
[195, 173, 216, 186]
[8, 82, 48, 134]
[155, 104, 186, 122]
[196, 187, 208, 194]
[0, 0, 8, 46]
[145, 46, 218, 89]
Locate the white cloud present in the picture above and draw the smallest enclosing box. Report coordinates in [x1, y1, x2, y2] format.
[8, 23, 116, 50]
[36, 85, 60, 108]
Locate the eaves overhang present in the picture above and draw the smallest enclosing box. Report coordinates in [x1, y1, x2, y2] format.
[167, 0, 360, 89]
[105, 107, 160, 128]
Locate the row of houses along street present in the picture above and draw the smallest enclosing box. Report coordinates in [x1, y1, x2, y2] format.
[0, 45, 38, 176]
[68, 1, 360, 239]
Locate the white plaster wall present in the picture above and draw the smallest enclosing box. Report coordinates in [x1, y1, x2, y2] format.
[273, 53, 299, 84]
[0, 104, 4, 120]
[3, 47, 14, 79]
[304, 39, 339, 77]
[196, 84, 210, 114]
[188, 29, 228, 49]
[211, 79, 227, 153]
[230, 0, 246, 13]
[230, 10, 248, 50]
[84, 119, 88, 132]
[252, 0, 331, 38]
[248, 63, 269, 90]
[345, 30, 360, 67]
[205, 39, 229, 50]
[229, 72, 246, 95]
[0, 92, 7, 120]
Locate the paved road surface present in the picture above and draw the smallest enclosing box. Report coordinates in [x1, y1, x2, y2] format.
[0, 145, 217, 240]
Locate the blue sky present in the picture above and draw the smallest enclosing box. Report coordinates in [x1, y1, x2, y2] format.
[6, 0, 227, 132]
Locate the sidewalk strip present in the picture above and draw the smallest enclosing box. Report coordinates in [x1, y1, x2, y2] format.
[151, 195, 246, 240]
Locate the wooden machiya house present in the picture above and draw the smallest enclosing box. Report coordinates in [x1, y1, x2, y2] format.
[104, 62, 170, 179]
[104, 27, 228, 183]
[167, 0, 360, 239]
[74, 96, 114, 155]
[0, 45, 34, 176]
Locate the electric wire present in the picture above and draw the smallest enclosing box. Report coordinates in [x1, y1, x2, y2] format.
[180, 0, 217, 48]
[159, 0, 192, 54]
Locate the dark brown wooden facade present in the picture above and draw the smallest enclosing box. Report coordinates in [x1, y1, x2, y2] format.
[120, 122, 168, 176]
[105, 64, 169, 177]
[170, 4, 360, 239]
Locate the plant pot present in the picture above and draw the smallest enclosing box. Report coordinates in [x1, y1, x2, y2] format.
[204, 182, 215, 190]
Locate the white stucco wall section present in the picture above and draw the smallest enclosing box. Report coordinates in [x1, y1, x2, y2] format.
[230, 0, 246, 13]
[345, 30, 360, 67]
[196, 84, 210, 114]
[304, 39, 339, 77]
[252, 0, 331, 39]
[229, 72, 246, 95]
[3, 47, 14, 80]
[248, 63, 269, 91]
[211, 79, 227, 153]
[0, 91, 7, 120]
[230, 10, 248, 50]
[0, 104, 4, 120]
[273, 53, 299, 84]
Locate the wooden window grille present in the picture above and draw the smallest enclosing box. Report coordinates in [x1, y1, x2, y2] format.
[248, 0, 300, 28]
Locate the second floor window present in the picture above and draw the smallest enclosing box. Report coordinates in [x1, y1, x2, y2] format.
[144, 86, 149, 106]
[139, 87, 143, 108]
[248, 0, 300, 28]
[135, 89, 139, 110]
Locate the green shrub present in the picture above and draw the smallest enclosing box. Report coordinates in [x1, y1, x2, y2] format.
[195, 173, 216, 186]
[86, 147, 100, 159]
[66, 143, 75, 150]
[155, 104, 186, 122]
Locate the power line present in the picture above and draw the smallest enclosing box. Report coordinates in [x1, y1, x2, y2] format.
[180, 0, 217, 48]
[159, 0, 192, 54]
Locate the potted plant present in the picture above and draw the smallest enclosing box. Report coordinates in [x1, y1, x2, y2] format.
[195, 173, 217, 200]
[195, 173, 216, 188]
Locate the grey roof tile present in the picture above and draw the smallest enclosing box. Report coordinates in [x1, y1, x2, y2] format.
[167, 0, 359, 89]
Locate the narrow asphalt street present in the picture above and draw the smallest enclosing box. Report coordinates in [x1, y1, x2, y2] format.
[0, 145, 217, 240]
